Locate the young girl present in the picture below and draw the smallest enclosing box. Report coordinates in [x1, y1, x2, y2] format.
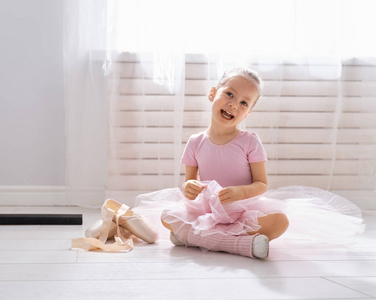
[157, 67, 365, 259]
[160, 68, 288, 259]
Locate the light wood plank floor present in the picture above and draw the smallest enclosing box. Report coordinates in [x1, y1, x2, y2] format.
[0, 206, 375, 300]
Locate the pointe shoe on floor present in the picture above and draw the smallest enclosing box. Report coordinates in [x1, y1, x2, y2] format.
[85, 219, 117, 239]
[74, 217, 134, 253]
[85, 219, 131, 240]
[252, 234, 269, 259]
[102, 199, 158, 244]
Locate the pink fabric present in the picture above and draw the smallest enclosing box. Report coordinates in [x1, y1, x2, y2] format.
[181, 130, 267, 187]
[187, 229, 257, 258]
[161, 180, 285, 238]
[142, 184, 364, 245]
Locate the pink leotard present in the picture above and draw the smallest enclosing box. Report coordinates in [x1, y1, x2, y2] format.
[181, 130, 267, 187]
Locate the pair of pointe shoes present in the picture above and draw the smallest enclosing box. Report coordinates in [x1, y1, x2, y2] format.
[85, 199, 158, 244]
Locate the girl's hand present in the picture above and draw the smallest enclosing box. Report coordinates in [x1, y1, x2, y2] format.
[182, 180, 204, 200]
[218, 186, 245, 204]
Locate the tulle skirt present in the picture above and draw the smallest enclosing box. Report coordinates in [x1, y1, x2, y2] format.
[134, 180, 365, 244]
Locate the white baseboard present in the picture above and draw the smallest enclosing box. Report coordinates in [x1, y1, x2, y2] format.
[0, 186, 105, 207]
[0, 186, 67, 206]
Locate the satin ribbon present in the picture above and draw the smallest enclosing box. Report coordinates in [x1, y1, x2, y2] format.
[71, 203, 135, 252]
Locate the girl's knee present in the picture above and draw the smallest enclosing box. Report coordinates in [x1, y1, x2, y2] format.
[270, 213, 289, 240]
[275, 213, 289, 231]
[251, 213, 289, 240]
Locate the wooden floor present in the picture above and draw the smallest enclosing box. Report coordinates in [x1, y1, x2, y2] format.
[0, 206, 375, 300]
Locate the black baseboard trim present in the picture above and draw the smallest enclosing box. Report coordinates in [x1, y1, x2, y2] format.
[0, 214, 83, 225]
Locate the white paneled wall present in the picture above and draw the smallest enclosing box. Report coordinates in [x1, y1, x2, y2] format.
[108, 54, 376, 208]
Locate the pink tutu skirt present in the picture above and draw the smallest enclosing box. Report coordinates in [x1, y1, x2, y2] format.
[134, 180, 365, 244]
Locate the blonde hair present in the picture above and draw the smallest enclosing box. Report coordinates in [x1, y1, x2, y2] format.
[216, 67, 263, 106]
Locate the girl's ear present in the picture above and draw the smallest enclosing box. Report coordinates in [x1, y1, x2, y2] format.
[208, 87, 216, 102]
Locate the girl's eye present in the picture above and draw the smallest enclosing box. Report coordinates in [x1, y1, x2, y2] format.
[241, 101, 248, 107]
[226, 92, 233, 97]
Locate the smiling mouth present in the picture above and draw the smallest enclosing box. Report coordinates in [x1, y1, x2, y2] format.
[221, 110, 234, 120]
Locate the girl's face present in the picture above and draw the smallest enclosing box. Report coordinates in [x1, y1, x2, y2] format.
[209, 76, 259, 128]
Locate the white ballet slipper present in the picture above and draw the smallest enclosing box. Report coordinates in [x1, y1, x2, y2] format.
[101, 199, 158, 244]
[170, 232, 185, 246]
[252, 234, 269, 259]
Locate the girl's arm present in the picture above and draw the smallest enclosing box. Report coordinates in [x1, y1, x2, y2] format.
[182, 165, 204, 200]
[218, 161, 268, 203]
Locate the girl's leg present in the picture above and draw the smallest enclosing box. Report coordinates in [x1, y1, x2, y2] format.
[248, 213, 289, 241]
[161, 220, 174, 231]
[161, 216, 192, 245]
[187, 230, 268, 258]
[161, 218, 268, 258]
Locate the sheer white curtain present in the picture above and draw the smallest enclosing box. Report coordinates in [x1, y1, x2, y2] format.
[63, 0, 110, 207]
[106, 1, 187, 204]
[63, 0, 376, 207]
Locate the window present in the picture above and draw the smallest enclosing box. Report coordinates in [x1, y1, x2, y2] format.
[113, 0, 376, 57]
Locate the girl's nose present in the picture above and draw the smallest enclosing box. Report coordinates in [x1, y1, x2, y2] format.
[228, 102, 237, 109]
